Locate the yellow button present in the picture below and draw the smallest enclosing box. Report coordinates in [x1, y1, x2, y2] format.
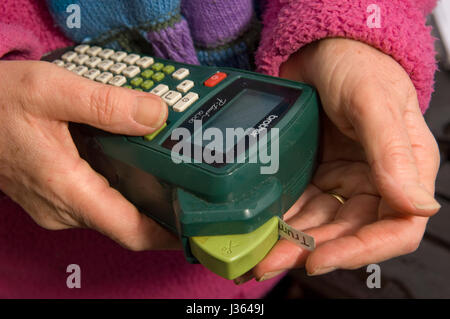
[189, 216, 279, 280]
[144, 122, 167, 141]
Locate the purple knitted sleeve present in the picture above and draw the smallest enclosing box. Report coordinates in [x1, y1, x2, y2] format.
[256, 0, 438, 113]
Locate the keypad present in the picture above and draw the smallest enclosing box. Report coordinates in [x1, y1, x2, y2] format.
[52, 45, 203, 140]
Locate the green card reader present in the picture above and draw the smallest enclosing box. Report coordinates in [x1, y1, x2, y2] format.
[42, 45, 320, 279]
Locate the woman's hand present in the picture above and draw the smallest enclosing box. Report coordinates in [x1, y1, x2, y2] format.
[0, 60, 180, 251]
[238, 38, 441, 283]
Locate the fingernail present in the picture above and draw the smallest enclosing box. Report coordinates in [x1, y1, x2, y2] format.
[307, 266, 337, 276]
[256, 270, 285, 282]
[404, 185, 441, 211]
[134, 96, 167, 129]
[234, 273, 254, 285]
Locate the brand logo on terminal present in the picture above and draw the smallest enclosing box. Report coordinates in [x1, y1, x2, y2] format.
[249, 114, 279, 138]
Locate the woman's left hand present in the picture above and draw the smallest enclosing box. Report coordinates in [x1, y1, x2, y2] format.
[236, 38, 441, 283]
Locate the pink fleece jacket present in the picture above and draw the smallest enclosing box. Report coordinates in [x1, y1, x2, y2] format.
[0, 0, 437, 298]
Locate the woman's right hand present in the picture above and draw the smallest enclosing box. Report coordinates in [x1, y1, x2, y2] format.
[0, 60, 181, 250]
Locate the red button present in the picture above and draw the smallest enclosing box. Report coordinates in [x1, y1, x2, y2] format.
[204, 72, 227, 87]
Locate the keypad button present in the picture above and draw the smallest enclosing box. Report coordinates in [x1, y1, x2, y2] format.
[73, 65, 88, 75]
[98, 49, 115, 59]
[83, 69, 101, 80]
[176, 80, 194, 93]
[97, 60, 114, 71]
[141, 69, 154, 79]
[136, 57, 154, 68]
[86, 46, 102, 56]
[122, 65, 141, 78]
[152, 62, 164, 71]
[111, 51, 127, 62]
[95, 72, 113, 84]
[85, 57, 102, 68]
[74, 44, 90, 54]
[162, 90, 182, 106]
[73, 54, 89, 65]
[162, 65, 175, 74]
[172, 68, 189, 80]
[141, 80, 154, 90]
[64, 62, 76, 71]
[204, 72, 227, 87]
[150, 84, 169, 96]
[123, 54, 140, 65]
[108, 75, 127, 87]
[110, 63, 127, 75]
[130, 77, 144, 87]
[52, 59, 65, 67]
[173, 92, 199, 112]
[152, 72, 165, 82]
[62, 51, 77, 62]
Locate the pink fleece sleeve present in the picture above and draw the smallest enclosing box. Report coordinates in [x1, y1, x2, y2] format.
[0, 0, 71, 60]
[256, 0, 438, 113]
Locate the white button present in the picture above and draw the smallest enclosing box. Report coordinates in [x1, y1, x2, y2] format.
[73, 65, 88, 75]
[173, 92, 199, 112]
[95, 72, 113, 84]
[73, 54, 89, 65]
[136, 57, 154, 68]
[83, 69, 101, 80]
[110, 63, 127, 75]
[123, 54, 140, 65]
[64, 62, 76, 71]
[98, 49, 115, 59]
[176, 80, 194, 93]
[85, 56, 102, 68]
[62, 51, 77, 62]
[122, 65, 141, 78]
[86, 46, 102, 56]
[172, 68, 189, 80]
[97, 60, 114, 71]
[150, 84, 169, 97]
[108, 75, 127, 87]
[162, 90, 182, 106]
[111, 51, 127, 62]
[52, 59, 65, 67]
[74, 44, 90, 54]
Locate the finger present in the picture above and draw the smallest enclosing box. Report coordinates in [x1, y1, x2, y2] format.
[312, 161, 378, 198]
[346, 84, 440, 216]
[61, 158, 181, 251]
[402, 105, 440, 193]
[284, 191, 343, 228]
[282, 185, 322, 221]
[25, 61, 168, 136]
[253, 194, 378, 279]
[306, 202, 428, 275]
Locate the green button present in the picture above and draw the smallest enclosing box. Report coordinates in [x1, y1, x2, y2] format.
[152, 62, 164, 71]
[123, 85, 132, 89]
[162, 65, 175, 74]
[144, 122, 167, 141]
[141, 80, 154, 90]
[130, 77, 143, 87]
[189, 216, 279, 280]
[152, 72, 165, 82]
[141, 69, 154, 79]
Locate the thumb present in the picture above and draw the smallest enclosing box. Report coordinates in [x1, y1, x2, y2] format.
[347, 89, 440, 217]
[34, 61, 168, 136]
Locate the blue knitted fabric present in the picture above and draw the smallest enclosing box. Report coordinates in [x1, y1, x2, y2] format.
[46, 0, 261, 69]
